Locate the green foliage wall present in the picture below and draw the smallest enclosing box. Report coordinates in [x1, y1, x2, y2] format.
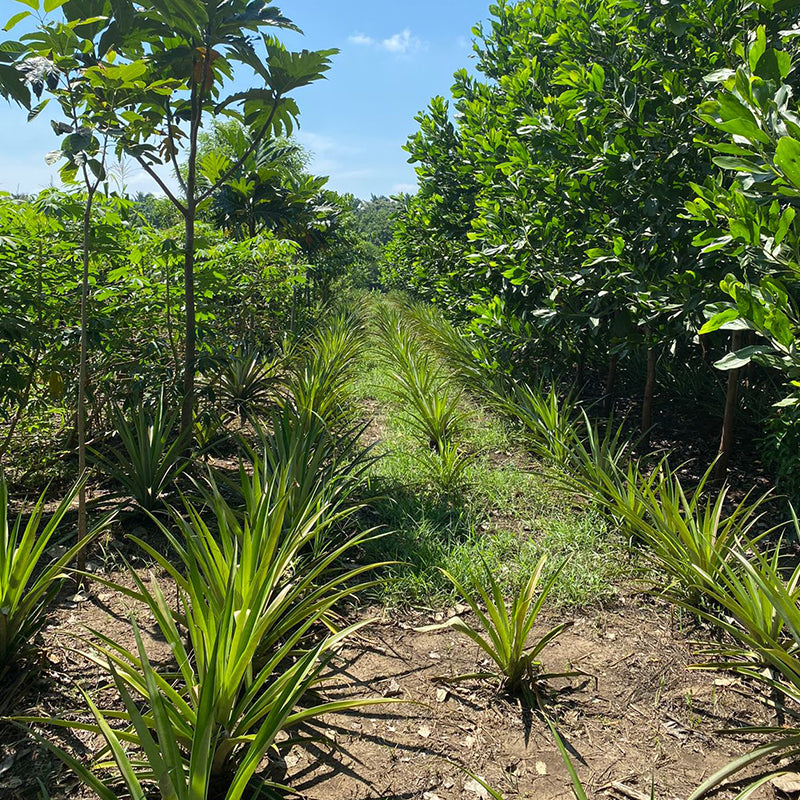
[0, 190, 306, 443]
[388, 0, 800, 437]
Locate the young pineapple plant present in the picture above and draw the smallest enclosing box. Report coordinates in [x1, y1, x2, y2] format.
[403, 297, 508, 400]
[684, 544, 800, 798]
[212, 347, 282, 423]
[0, 477, 97, 681]
[27, 587, 376, 800]
[91, 391, 191, 512]
[413, 440, 476, 499]
[24, 447, 392, 798]
[501, 381, 579, 467]
[287, 308, 367, 429]
[375, 304, 468, 451]
[617, 463, 772, 604]
[417, 555, 574, 695]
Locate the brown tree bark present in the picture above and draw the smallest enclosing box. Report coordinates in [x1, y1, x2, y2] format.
[604, 352, 618, 416]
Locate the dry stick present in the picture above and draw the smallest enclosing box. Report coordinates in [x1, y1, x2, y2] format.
[609, 781, 654, 800]
[713, 329, 742, 483]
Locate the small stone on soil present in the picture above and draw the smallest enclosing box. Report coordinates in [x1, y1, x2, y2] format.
[383, 678, 402, 697]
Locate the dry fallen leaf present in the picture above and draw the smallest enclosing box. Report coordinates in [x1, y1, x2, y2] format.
[773, 773, 800, 793]
[464, 777, 490, 799]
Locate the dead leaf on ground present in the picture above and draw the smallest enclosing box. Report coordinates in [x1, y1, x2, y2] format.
[773, 773, 800, 794]
[464, 776, 490, 799]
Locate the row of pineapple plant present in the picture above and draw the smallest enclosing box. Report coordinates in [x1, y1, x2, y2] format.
[10, 295, 800, 797]
[0, 306, 397, 798]
[389, 298, 800, 797]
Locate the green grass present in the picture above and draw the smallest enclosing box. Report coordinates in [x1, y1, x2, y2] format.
[364, 503, 621, 609]
[355, 299, 625, 610]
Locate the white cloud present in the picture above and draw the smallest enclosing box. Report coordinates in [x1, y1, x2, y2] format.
[382, 29, 422, 55]
[348, 28, 425, 56]
[348, 33, 374, 47]
[392, 182, 417, 195]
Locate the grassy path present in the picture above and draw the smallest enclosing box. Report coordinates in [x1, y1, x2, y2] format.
[278, 300, 770, 800]
[351, 296, 624, 609]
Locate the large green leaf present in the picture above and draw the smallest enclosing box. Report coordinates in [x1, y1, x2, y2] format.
[775, 136, 800, 190]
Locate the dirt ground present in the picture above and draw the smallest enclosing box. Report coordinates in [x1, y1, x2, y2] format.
[285, 598, 776, 800]
[0, 574, 782, 800]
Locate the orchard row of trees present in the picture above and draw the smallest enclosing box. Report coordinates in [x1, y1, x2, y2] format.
[386, 0, 800, 491]
[0, 1, 397, 546]
[0, 177, 395, 465]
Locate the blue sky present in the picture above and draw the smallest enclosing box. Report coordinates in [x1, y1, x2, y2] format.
[0, 0, 492, 199]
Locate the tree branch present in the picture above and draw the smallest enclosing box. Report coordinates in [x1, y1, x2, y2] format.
[133, 153, 188, 215]
[165, 103, 188, 196]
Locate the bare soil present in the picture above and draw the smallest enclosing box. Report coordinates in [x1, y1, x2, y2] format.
[0, 575, 780, 800]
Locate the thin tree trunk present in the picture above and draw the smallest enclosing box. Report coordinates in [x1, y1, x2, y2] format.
[164, 259, 180, 384]
[641, 342, 657, 445]
[180, 77, 202, 441]
[77, 185, 97, 574]
[575, 332, 589, 390]
[180, 201, 196, 440]
[714, 330, 742, 483]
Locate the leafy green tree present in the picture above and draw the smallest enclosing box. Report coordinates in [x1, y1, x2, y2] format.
[390, 0, 795, 452]
[192, 119, 309, 238]
[28, 0, 337, 440]
[131, 192, 183, 229]
[352, 195, 402, 248]
[0, 192, 81, 463]
[691, 21, 800, 481]
[0, 0, 146, 560]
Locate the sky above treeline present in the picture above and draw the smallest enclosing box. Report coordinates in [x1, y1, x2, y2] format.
[0, 0, 492, 200]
